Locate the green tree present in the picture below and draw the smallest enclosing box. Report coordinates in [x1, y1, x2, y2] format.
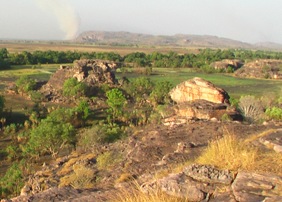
[106, 88, 126, 122]
[150, 81, 173, 105]
[15, 76, 36, 95]
[24, 108, 77, 157]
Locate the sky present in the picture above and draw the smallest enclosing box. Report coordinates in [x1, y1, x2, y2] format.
[0, 0, 281, 44]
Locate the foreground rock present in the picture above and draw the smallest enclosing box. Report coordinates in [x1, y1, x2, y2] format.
[173, 99, 242, 121]
[232, 172, 282, 202]
[169, 77, 230, 104]
[168, 77, 241, 121]
[142, 164, 282, 202]
[3, 122, 281, 202]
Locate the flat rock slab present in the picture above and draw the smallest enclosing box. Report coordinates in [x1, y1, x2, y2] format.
[232, 172, 282, 202]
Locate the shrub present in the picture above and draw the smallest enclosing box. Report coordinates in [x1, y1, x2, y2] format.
[63, 78, 87, 98]
[265, 107, 282, 120]
[59, 164, 95, 189]
[0, 162, 24, 198]
[106, 88, 126, 123]
[15, 75, 36, 94]
[97, 151, 123, 170]
[238, 95, 264, 123]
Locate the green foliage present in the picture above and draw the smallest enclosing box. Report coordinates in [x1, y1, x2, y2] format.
[106, 88, 126, 122]
[150, 81, 173, 105]
[5, 145, 20, 161]
[265, 107, 282, 120]
[15, 75, 36, 94]
[124, 77, 154, 99]
[75, 100, 90, 120]
[63, 78, 87, 98]
[229, 97, 239, 108]
[24, 108, 77, 157]
[0, 162, 24, 198]
[78, 123, 125, 146]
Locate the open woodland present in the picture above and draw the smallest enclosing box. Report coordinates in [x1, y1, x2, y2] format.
[0, 42, 282, 201]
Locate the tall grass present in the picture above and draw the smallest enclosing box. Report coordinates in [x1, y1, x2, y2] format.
[112, 187, 188, 202]
[196, 134, 282, 175]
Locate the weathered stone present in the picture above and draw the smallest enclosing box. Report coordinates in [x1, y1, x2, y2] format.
[41, 59, 119, 102]
[232, 172, 282, 202]
[184, 164, 234, 185]
[211, 59, 243, 71]
[174, 99, 242, 121]
[235, 59, 282, 79]
[259, 129, 282, 153]
[141, 172, 206, 201]
[169, 77, 230, 104]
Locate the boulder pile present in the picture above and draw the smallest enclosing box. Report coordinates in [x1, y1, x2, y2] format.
[41, 59, 119, 102]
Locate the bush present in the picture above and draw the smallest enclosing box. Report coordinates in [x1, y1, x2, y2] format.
[15, 76, 36, 94]
[97, 151, 123, 170]
[265, 107, 282, 120]
[63, 78, 87, 98]
[0, 162, 24, 198]
[238, 95, 264, 123]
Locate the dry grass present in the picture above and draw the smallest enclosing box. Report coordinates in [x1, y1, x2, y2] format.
[97, 151, 123, 170]
[59, 164, 95, 189]
[196, 134, 282, 175]
[112, 186, 189, 202]
[243, 129, 277, 144]
[196, 135, 257, 171]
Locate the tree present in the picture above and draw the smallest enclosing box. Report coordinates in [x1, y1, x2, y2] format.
[150, 81, 173, 105]
[15, 76, 36, 95]
[25, 108, 76, 156]
[106, 88, 126, 122]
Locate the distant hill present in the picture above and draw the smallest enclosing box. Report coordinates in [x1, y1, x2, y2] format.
[75, 31, 254, 49]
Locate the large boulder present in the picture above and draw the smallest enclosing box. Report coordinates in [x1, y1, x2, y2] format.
[174, 99, 241, 121]
[169, 77, 230, 104]
[211, 59, 243, 71]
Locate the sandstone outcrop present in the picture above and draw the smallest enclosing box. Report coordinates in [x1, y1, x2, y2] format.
[211, 59, 243, 71]
[174, 99, 242, 121]
[41, 59, 119, 102]
[235, 59, 282, 79]
[142, 164, 282, 202]
[169, 77, 230, 104]
[168, 77, 240, 121]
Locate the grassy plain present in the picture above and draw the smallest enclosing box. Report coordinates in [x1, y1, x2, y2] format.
[118, 68, 282, 99]
[0, 41, 198, 56]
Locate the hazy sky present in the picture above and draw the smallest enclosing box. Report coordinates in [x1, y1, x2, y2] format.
[0, 0, 281, 44]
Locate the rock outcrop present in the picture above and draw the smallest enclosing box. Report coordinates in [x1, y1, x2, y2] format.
[235, 59, 282, 79]
[169, 77, 230, 104]
[142, 164, 282, 202]
[211, 59, 243, 71]
[41, 59, 119, 102]
[174, 99, 242, 121]
[168, 77, 240, 121]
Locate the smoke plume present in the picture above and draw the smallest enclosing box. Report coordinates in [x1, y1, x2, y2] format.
[35, 0, 80, 40]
